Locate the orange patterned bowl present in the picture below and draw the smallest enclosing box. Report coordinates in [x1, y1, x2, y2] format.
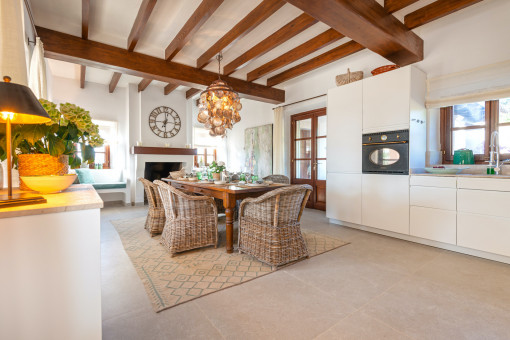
[371, 65, 400, 76]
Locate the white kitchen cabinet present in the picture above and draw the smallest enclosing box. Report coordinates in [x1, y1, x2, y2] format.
[458, 212, 510, 257]
[410, 206, 456, 245]
[326, 173, 361, 224]
[362, 174, 409, 234]
[327, 81, 362, 173]
[362, 66, 426, 133]
[410, 175, 457, 188]
[410, 186, 456, 211]
[457, 189, 510, 218]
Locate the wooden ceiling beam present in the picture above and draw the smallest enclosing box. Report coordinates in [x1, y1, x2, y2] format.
[127, 0, 157, 51]
[186, 88, 201, 99]
[284, 0, 423, 66]
[246, 28, 343, 82]
[404, 0, 483, 29]
[384, 0, 419, 14]
[109, 72, 122, 93]
[267, 40, 365, 86]
[196, 0, 285, 69]
[165, 0, 224, 61]
[223, 13, 318, 76]
[164, 83, 179, 95]
[37, 27, 284, 103]
[138, 78, 152, 92]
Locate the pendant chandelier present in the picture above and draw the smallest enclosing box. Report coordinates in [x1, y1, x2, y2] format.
[197, 52, 242, 137]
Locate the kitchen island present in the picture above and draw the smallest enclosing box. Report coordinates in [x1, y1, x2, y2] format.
[0, 184, 103, 340]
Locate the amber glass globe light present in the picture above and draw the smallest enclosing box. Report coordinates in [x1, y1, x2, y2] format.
[197, 53, 242, 137]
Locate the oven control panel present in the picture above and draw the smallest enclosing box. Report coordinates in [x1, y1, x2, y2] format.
[363, 129, 409, 144]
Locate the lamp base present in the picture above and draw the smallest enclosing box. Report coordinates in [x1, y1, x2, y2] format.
[0, 193, 47, 208]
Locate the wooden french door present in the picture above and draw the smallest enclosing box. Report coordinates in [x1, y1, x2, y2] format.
[290, 108, 327, 210]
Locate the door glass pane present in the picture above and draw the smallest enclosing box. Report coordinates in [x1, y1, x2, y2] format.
[317, 115, 327, 136]
[317, 138, 326, 158]
[500, 97, 510, 124]
[499, 125, 510, 154]
[452, 128, 485, 154]
[369, 148, 400, 166]
[295, 118, 311, 138]
[453, 102, 485, 127]
[295, 140, 311, 158]
[317, 160, 326, 180]
[295, 160, 311, 179]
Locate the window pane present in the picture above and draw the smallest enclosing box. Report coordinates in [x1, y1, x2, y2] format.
[95, 153, 105, 165]
[295, 119, 311, 138]
[500, 97, 510, 124]
[499, 125, 510, 154]
[295, 160, 311, 179]
[317, 115, 327, 136]
[453, 102, 485, 127]
[317, 138, 326, 158]
[295, 140, 311, 158]
[317, 160, 326, 180]
[452, 128, 485, 154]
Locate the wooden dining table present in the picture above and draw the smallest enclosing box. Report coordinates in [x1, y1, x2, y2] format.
[162, 178, 287, 253]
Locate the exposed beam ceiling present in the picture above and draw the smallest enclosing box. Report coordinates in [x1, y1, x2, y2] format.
[384, 0, 419, 13]
[109, 72, 122, 93]
[186, 88, 201, 99]
[246, 28, 343, 82]
[80, 0, 89, 89]
[127, 0, 158, 52]
[284, 0, 423, 66]
[164, 83, 179, 95]
[196, 0, 285, 69]
[267, 40, 365, 86]
[138, 78, 152, 92]
[223, 13, 318, 76]
[37, 27, 285, 103]
[165, 0, 224, 61]
[404, 0, 483, 29]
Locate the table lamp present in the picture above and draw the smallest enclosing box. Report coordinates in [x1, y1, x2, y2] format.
[0, 76, 51, 207]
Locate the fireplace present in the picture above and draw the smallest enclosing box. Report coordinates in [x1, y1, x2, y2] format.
[144, 162, 182, 182]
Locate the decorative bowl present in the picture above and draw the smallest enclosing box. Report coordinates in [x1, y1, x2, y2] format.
[371, 65, 400, 76]
[424, 167, 469, 174]
[20, 174, 77, 194]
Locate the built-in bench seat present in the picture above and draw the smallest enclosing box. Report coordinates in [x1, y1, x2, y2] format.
[74, 168, 129, 204]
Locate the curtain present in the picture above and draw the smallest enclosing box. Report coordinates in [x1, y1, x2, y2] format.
[0, 0, 28, 85]
[28, 37, 47, 99]
[426, 59, 510, 109]
[273, 106, 285, 175]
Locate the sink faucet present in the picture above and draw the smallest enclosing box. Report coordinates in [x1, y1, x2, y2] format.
[488, 131, 510, 175]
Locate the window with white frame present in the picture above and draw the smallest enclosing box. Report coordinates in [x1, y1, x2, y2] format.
[192, 126, 227, 168]
[76, 120, 118, 168]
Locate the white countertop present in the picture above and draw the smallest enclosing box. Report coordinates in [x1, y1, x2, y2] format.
[0, 184, 104, 219]
[411, 172, 510, 179]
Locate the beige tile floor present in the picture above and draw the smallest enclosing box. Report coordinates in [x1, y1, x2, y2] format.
[101, 204, 510, 340]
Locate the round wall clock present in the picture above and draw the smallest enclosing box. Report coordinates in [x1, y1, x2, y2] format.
[148, 106, 181, 138]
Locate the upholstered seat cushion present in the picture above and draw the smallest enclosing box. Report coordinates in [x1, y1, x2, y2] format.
[75, 168, 95, 184]
[92, 182, 127, 190]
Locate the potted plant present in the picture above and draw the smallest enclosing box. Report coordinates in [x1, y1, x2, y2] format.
[208, 160, 226, 181]
[0, 99, 104, 189]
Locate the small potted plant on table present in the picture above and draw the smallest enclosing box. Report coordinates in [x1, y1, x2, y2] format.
[208, 160, 225, 181]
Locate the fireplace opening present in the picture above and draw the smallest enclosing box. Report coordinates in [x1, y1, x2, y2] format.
[143, 162, 182, 203]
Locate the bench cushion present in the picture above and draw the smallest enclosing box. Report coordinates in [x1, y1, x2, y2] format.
[75, 168, 95, 184]
[92, 182, 127, 190]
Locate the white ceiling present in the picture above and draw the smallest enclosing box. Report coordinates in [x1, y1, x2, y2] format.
[30, 0, 440, 91]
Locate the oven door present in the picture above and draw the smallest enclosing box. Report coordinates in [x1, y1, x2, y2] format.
[362, 143, 409, 174]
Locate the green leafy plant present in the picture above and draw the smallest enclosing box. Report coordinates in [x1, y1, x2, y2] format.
[0, 99, 104, 168]
[208, 160, 226, 173]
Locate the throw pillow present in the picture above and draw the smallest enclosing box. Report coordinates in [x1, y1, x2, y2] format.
[75, 168, 95, 184]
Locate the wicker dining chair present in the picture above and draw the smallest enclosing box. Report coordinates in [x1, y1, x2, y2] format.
[262, 174, 290, 184]
[238, 184, 313, 270]
[138, 177, 166, 236]
[154, 180, 218, 256]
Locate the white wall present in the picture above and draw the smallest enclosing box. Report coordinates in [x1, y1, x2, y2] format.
[225, 99, 274, 173]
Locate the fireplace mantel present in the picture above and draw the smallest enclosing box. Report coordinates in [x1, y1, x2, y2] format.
[131, 146, 197, 156]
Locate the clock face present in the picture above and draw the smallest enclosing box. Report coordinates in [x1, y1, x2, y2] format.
[148, 106, 181, 138]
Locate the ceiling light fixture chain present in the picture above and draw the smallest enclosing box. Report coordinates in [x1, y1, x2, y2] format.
[197, 52, 242, 138]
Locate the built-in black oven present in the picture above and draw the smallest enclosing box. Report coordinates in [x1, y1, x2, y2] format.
[362, 130, 409, 175]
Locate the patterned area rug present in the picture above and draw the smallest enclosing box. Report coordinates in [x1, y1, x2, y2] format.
[111, 216, 348, 312]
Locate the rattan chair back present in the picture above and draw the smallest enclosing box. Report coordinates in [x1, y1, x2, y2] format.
[262, 174, 290, 184]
